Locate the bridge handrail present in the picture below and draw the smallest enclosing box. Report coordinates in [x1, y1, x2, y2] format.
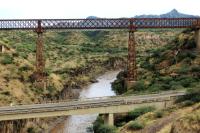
[0, 93, 184, 115]
[4, 90, 185, 107]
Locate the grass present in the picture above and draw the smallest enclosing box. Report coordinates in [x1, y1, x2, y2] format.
[128, 121, 144, 130]
[127, 106, 156, 120]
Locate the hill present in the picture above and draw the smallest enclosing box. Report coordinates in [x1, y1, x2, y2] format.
[87, 9, 199, 19]
[0, 29, 178, 132]
[107, 29, 200, 133]
[135, 9, 199, 18]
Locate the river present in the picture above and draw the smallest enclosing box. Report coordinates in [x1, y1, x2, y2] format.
[50, 70, 119, 133]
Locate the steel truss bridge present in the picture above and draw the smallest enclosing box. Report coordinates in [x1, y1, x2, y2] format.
[0, 18, 199, 88]
[0, 18, 199, 30]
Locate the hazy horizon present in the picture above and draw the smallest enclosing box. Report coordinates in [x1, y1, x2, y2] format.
[0, 0, 199, 19]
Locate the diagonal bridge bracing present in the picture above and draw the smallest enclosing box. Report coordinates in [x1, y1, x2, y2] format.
[0, 18, 199, 30]
[0, 18, 199, 88]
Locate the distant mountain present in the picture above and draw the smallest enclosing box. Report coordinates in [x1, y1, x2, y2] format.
[86, 9, 199, 19]
[86, 16, 99, 19]
[135, 9, 199, 18]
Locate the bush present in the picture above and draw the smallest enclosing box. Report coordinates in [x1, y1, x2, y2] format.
[132, 81, 146, 92]
[177, 65, 190, 74]
[179, 77, 196, 87]
[160, 76, 173, 84]
[93, 116, 117, 133]
[96, 125, 117, 133]
[128, 121, 144, 130]
[140, 61, 155, 71]
[127, 106, 155, 120]
[148, 84, 163, 92]
[176, 88, 200, 103]
[111, 71, 127, 94]
[1, 91, 10, 96]
[93, 116, 104, 131]
[155, 111, 164, 118]
[27, 127, 35, 133]
[19, 65, 32, 71]
[111, 80, 126, 94]
[176, 51, 196, 62]
[1, 54, 13, 64]
[190, 66, 200, 72]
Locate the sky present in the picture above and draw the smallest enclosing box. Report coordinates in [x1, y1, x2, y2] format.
[0, 0, 199, 19]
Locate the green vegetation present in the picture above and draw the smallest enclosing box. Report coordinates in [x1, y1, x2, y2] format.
[176, 87, 200, 105]
[115, 106, 155, 127]
[1, 54, 14, 64]
[128, 121, 144, 130]
[0, 29, 182, 131]
[127, 106, 155, 120]
[110, 29, 200, 132]
[112, 29, 200, 95]
[154, 110, 164, 118]
[92, 116, 117, 133]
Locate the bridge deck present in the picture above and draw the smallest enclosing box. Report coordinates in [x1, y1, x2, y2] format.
[0, 91, 185, 121]
[0, 18, 199, 30]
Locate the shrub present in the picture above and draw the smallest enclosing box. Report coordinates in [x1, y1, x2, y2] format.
[148, 84, 163, 92]
[93, 116, 104, 131]
[127, 106, 155, 120]
[140, 61, 155, 71]
[132, 81, 146, 92]
[181, 100, 195, 107]
[1, 91, 10, 96]
[96, 125, 117, 133]
[190, 66, 200, 72]
[93, 116, 117, 133]
[177, 65, 190, 74]
[111, 71, 127, 94]
[176, 88, 200, 103]
[1, 54, 13, 64]
[176, 51, 196, 62]
[151, 49, 162, 58]
[27, 127, 35, 133]
[128, 121, 144, 130]
[160, 76, 173, 84]
[19, 65, 32, 71]
[179, 77, 196, 87]
[111, 80, 126, 94]
[155, 111, 164, 118]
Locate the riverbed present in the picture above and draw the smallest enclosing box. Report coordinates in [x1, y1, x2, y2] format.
[50, 70, 119, 133]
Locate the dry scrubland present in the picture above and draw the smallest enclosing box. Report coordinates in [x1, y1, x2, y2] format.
[0, 29, 187, 132]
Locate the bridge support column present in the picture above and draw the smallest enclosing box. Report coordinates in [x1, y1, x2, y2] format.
[126, 20, 137, 89]
[103, 113, 114, 126]
[35, 20, 46, 89]
[195, 29, 200, 50]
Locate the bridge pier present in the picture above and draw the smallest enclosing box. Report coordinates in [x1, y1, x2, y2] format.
[35, 20, 46, 89]
[195, 29, 200, 50]
[126, 20, 137, 89]
[103, 113, 114, 126]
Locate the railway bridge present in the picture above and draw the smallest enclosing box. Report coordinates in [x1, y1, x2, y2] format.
[0, 18, 200, 88]
[0, 91, 185, 125]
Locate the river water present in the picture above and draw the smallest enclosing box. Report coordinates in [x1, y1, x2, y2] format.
[50, 70, 119, 133]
